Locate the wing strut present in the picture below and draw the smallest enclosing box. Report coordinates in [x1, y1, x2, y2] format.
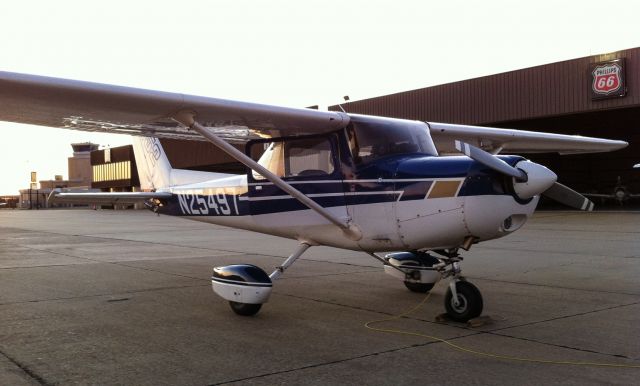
[172, 112, 362, 241]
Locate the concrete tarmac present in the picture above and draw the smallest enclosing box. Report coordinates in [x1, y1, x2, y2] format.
[0, 209, 638, 385]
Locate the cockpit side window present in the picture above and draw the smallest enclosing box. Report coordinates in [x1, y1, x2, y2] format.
[348, 118, 437, 165]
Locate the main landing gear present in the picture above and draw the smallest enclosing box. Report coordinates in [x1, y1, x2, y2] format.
[210, 242, 482, 321]
[381, 249, 483, 322]
[211, 243, 311, 316]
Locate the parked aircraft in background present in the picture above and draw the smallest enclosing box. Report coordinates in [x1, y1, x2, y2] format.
[0, 72, 628, 321]
[584, 169, 640, 205]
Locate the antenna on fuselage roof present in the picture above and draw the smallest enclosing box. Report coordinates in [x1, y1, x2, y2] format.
[337, 95, 349, 113]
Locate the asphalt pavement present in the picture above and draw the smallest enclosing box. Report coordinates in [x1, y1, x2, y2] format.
[0, 209, 638, 385]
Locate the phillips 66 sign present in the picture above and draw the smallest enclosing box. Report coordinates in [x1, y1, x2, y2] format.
[590, 58, 626, 100]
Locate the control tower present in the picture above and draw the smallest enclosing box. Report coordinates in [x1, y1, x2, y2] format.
[68, 142, 99, 188]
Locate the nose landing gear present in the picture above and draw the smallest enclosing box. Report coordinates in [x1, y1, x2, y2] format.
[434, 251, 484, 322]
[379, 249, 484, 322]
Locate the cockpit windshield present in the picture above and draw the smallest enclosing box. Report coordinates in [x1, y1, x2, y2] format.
[347, 115, 438, 165]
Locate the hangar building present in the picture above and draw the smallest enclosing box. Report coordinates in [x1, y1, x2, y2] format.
[329, 47, 640, 205]
[109, 48, 640, 207]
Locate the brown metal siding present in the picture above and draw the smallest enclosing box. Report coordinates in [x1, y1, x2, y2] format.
[90, 145, 140, 189]
[334, 47, 640, 125]
[91, 145, 135, 165]
[160, 139, 246, 173]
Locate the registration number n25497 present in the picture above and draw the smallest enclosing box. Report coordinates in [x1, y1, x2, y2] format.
[177, 192, 239, 215]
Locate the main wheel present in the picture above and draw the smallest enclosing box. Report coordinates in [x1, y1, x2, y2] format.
[404, 281, 435, 293]
[229, 301, 262, 316]
[444, 281, 483, 322]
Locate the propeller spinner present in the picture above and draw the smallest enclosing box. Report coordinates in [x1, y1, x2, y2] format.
[455, 140, 594, 211]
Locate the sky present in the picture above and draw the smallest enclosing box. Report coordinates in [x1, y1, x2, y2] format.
[1, 0, 639, 195]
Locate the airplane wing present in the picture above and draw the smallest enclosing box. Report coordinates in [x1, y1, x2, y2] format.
[428, 122, 627, 155]
[0, 71, 349, 142]
[49, 191, 172, 205]
[582, 193, 615, 198]
[0, 71, 627, 153]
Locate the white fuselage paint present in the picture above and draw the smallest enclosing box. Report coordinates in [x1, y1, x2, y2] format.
[163, 174, 538, 252]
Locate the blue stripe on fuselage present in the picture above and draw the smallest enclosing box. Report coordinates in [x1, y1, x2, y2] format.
[159, 154, 525, 217]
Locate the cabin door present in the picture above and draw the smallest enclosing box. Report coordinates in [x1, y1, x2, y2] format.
[246, 134, 348, 228]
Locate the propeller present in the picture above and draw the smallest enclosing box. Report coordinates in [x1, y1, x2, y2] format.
[542, 182, 594, 211]
[455, 140, 527, 181]
[455, 140, 594, 211]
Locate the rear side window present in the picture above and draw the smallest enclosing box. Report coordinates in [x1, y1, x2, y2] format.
[284, 137, 334, 177]
[252, 136, 335, 180]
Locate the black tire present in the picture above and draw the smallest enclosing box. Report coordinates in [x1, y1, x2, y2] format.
[229, 301, 262, 316]
[404, 281, 435, 293]
[444, 281, 483, 322]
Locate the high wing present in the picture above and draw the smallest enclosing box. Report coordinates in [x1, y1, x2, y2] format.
[428, 122, 627, 154]
[0, 71, 627, 153]
[582, 193, 616, 198]
[0, 71, 349, 143]
[48, 191, 172, 205]
[583, 192, 640, 200]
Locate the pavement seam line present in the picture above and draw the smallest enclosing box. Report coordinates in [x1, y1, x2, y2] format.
[5, 226, 381, 269]
[8, 227, 639, 296]
[0, 283, 209, 306]
[473, 276, 640, 297]
[0, 347, 51, 386]
[209, 334, 471, 385]
[277, 292, 640, 361]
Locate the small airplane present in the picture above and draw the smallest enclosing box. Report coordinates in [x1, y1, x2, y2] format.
[0, 72, 628, 321]
[583, 169, 640, 205]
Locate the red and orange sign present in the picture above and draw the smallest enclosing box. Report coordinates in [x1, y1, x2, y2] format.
[590, 59, 626, 100]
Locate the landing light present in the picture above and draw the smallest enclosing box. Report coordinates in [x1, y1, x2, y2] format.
[503, 216, 513, 230]
[501, 214, 527, 233]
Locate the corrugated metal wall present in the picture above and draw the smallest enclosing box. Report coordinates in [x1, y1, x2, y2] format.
[90, 145, 140, 189]
[327, 48, 640, 206]
[160, 139, 246, 173]
[333, 47, 640, 125]
[158, 49, 639, 205]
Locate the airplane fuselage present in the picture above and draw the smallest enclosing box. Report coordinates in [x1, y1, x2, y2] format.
[159, 154, 538, 252]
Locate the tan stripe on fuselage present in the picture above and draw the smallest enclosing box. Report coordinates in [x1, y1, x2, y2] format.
[427, 180, 462, 198]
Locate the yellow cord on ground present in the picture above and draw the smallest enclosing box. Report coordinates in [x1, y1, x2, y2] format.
[364, 293, 640, 369]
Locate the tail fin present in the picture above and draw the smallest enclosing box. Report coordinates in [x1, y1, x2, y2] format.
[132, 137, 173, 190]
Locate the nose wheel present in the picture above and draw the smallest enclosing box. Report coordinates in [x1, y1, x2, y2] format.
[433, 250, 484, 322]
[444, 280, 483, 322]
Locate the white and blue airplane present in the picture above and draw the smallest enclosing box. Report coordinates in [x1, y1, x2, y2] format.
[0, 72, 628, 321]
